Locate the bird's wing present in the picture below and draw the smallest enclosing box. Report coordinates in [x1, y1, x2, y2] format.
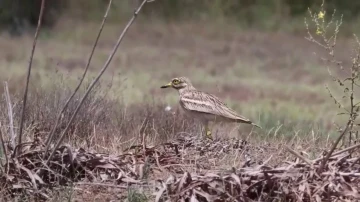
[180, 90, 252, 123]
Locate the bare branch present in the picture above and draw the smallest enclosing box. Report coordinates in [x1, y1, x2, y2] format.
[318, 121, 351, 173]
[46, 0, 150, 162]
[17, 0, 46, 156]
[0, 125, 8, 173]
[284, 146, 312, 165]
[43, 0, 113, 156]
[314, 142, 360, 163]
[3, 82, 15, 149]
[75, 182, 127, 189]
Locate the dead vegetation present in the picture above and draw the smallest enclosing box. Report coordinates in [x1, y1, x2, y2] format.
[1, 0, 360, 201]
[154, 147, 360, 201]
[1, 132, 360, 201]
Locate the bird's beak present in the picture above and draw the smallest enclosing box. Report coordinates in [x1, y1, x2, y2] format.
[161, 82, 172, 88]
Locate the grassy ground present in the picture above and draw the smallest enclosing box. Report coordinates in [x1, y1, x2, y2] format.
[0, 19, 353, 129]
[0, 17, 358, 201]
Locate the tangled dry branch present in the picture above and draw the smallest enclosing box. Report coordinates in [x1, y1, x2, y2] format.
[0, 134, 359, 201]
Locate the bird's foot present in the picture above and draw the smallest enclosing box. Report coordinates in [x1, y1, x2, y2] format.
[205, 129, 213, 140]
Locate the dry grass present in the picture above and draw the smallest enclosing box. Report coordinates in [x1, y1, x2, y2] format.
[0, 82, 359, 201]
[1, 118, 359, 201]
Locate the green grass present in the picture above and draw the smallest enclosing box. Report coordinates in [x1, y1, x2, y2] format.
[127, 189, 148, 202]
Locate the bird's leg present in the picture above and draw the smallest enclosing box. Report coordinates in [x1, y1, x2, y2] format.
[204, 121, 213, 140]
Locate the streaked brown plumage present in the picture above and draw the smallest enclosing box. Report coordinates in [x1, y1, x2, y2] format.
[161, 77, 260, 139]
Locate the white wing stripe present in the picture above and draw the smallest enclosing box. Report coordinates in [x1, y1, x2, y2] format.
[181, 98, 214, 109]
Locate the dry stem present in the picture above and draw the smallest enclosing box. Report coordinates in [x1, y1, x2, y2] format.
[284, 145, 312, 165]
[44, 0, 113, 156]
[0, 125, 8, 173]
[46, 0, 150, 163]
[314, 142, 360, 163]
[318, 121, 351, 173]
[17, 0, 46, 156]
[3, 82, 15, 149]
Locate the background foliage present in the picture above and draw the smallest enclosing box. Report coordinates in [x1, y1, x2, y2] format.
[1, 0, 360, 34]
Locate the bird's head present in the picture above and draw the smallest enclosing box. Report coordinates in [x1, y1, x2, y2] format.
[160, 77, 194, 91]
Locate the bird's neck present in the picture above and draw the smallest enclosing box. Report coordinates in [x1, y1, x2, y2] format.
[178, 86, 196, 95]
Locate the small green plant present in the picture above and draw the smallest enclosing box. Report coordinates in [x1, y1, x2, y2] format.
[305, 0, 360, 172]
[127, 189, 148, 202]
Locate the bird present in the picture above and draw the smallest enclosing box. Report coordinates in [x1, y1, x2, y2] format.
[160, 77, 261, 140]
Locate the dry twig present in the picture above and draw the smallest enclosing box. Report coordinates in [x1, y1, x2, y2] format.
[17, 0, 46, 156]
[0, 126, 8, 173]
[46, 0, 151, 163]
[319, 121, 351, 173]
[44, 0, 113, 156]
[3, 82, 15, 149]
[284, 145, 312, 165]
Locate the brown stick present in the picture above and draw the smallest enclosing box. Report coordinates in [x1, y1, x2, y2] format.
[318, 121, 351, 173]
[75, 182, 128, 189]
[321, 172, 360, 177]
[284, 145, 312, 165]
[43, 0, 113, 156]
[17, 0, 46, 156]
[0, 125, 8, 173]
[46, 0, 150, 163]
[3, 82, 15, 149]
[313, 142, 360, 163]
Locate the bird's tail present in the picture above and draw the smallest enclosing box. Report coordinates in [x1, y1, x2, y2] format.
[251, 122, 262, 129]
[235, 118, 262, 129]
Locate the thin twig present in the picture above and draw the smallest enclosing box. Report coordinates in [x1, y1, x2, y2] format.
[284, 146, 312, 165]
[348, 55, 356, 147]
[43, 0, 113, 156]
[314, 142, 360, 163]
[3, 82, 15, 149]
[0, 125, 8, 173]
[46, 0, 150, 163]
[321, 172, 360, 177]
[318, 121, 351, 173]
[75, 182, 128, 189]
[17, 0, 46, 156]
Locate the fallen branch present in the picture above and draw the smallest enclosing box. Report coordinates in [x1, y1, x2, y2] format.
[284, 145, 312, 165]
[75, 182, 128, 189]
[313, 142, 360, 163]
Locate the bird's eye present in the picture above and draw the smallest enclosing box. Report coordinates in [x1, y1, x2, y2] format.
[172, 79, 180, 85]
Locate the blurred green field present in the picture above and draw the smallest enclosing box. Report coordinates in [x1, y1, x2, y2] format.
[0, 17, 355, 137]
